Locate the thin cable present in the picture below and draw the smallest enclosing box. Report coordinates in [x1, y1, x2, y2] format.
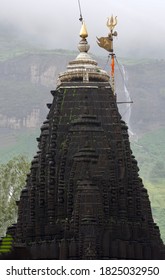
[122, 106, 131, 118]
[115, 56, 125, 83]
[78, 0, 83, 22]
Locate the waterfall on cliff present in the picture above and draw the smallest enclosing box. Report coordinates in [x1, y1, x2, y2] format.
[121, 65, 134, 136]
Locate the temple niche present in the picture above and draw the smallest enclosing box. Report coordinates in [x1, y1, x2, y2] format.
[0, 20, 165, 260]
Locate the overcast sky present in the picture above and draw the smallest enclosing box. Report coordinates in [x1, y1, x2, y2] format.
[0, 0, 165, 58]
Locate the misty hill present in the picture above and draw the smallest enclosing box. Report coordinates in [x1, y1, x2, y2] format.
[125, 60, 165, 133]
[0, 25, 164, 130]
[0, 50, 165, 132]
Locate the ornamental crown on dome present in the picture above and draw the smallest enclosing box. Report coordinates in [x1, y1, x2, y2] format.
[57, 22, 110, 85]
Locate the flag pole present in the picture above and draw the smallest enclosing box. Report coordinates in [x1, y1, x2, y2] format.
[110, 53, 115, 95]
[97, 15, 117, 95]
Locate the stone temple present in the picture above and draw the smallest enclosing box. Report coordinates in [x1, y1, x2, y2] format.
[1, 22, 165, 260]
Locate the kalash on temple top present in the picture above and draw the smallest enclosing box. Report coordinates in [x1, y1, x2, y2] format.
[57, 16, 117, 86]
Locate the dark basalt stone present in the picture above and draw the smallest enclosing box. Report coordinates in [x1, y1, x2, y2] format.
[1, 81, 165, 260]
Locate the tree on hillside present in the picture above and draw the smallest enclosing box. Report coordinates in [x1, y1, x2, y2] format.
[0, 155, 30, 237]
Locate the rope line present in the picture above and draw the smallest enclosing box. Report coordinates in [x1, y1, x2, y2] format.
[115, 56, 125, 83]
[78, 0, 83, 22]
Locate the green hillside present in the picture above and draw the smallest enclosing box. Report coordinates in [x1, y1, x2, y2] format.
[131, 128, 165, 241]
[0, 128, 39, 163]
[131, 128, 165, 181]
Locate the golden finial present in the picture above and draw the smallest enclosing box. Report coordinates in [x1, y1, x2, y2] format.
[80, 21, 88, 39]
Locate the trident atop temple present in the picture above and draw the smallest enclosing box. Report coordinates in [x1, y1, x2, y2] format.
[97, 15, 117, 53]
[97, 15, 118, 94]
[107, 15, 117, 34]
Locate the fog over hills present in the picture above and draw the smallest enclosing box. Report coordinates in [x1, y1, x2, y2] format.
[0, 0, 165, 59]
[0, 47, 164, 135]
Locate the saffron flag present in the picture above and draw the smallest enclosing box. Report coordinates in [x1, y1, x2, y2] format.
[111, 55, 115, 76]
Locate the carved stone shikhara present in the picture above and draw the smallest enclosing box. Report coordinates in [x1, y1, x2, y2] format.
[1, 28, 165, 259]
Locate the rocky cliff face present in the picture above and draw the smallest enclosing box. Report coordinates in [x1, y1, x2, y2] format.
[0, 108, 40, 129]
[0, 52, 76, 129]
[0, 52, 75, 86]
[30, 64, 57, 87]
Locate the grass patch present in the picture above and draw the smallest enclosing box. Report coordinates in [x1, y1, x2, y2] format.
[0, 128, 39, 163]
